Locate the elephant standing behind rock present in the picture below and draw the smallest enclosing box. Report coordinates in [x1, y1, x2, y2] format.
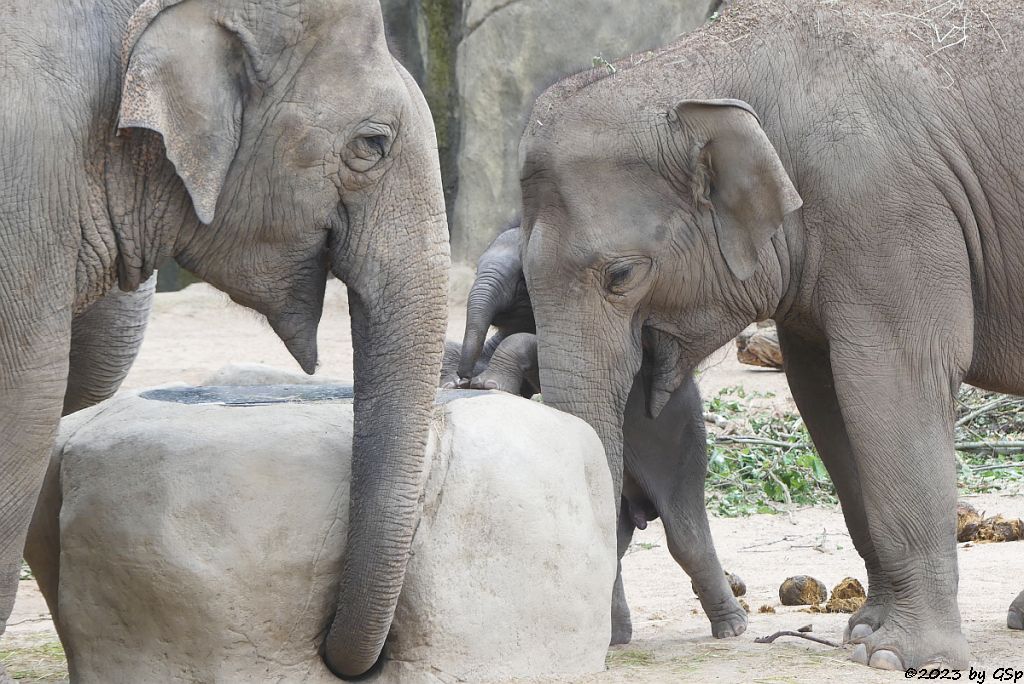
[0, 0, 449, 678]
[513, 0, 1024, 670]
[447, 226, 747, 644]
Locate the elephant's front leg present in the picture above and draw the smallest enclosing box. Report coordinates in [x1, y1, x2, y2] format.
[0, 313, 70, 663]
[622, 375, 746, 639]
[778, 330, 893, 640]
[828, 337, 969, 671]
[1009, 590, 1024, 630]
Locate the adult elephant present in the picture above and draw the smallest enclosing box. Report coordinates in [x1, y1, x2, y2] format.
[515, 0, 1023, 672]
[0, 0, 448, 679]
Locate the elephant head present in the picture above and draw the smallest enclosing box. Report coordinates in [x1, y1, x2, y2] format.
[115, 0, 449, 676]
[518, 91, 800, 497]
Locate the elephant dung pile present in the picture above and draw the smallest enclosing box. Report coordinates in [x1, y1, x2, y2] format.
[819, 577, 867, 613]
[779, 576, 867, 613]
[779, 575, 827, 606]
[692, 571, 746, 598]
[727, 572, 747, 597]
[957, 502, 1024, 543]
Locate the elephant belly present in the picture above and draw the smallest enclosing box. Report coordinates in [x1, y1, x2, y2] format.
[965, 310, 1024, 396]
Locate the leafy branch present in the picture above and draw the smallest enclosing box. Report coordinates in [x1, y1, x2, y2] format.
[703, 386, 1024, 517]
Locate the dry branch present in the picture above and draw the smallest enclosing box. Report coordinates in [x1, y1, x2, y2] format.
[753, 630, 840, 648]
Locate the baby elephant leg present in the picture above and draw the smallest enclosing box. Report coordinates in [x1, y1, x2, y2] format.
[610, 487, 638, 645]
[622, 373, 746, 638]
[1010, 590, 1024, 630]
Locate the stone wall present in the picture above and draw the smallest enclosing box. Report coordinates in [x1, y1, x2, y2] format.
[383, 0, 720, 262]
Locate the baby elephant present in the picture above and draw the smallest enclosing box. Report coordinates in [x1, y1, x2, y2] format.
[445, 226, 746, 644]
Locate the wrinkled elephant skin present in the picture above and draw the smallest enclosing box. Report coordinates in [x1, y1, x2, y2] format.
[0, 1, 448, 678]
[451, 225, 746, 643]
[517, 0, 1024, 671]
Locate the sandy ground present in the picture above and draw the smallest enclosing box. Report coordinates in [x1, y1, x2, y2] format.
[2, 278, 1021, 682]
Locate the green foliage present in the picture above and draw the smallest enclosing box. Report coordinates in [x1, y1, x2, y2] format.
[705, 387, 835, 517]
[625, 541, 660, 555]
[703, 386, 1024, 518]
[953, 388, 1024, 492]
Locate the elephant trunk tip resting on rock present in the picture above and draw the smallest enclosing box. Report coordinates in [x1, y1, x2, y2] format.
[1, 0, 448, 678]
[514, 0, 1024, 671]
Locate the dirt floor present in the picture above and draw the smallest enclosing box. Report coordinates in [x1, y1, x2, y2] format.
[2, 277, 1021, 682]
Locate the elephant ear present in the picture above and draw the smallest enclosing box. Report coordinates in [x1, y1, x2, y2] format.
[118, 0, 248, 224]
[671, 99, 802, 280]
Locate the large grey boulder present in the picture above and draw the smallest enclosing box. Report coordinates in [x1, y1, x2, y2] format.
[26, 387, 615, 683]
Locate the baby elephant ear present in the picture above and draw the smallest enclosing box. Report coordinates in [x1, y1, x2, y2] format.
[118, 0, 247, 225]
[672, 99, 802, 281]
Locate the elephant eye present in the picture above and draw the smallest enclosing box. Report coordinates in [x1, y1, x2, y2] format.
[361, 135, 388, 157]
[344, 127, 394, 173]
[603, 256, 652, 297]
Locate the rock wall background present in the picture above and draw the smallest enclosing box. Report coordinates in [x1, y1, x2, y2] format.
[383, 0, 720, 263]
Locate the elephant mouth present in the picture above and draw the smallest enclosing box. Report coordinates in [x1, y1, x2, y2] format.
[641, 327, 690, 418]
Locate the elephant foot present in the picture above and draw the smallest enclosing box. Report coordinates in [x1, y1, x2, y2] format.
[0, 662, 12, 684]
[848, 622, 968, 671]
[708, 598, 748, 638]
[610, 615, 633, 645]
[843, 595, 892, 642]
[1009, 591, 1024, 630]
[469, 370, 521, 394]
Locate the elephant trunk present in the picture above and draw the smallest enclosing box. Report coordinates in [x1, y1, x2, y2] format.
[533, 317, 641, 504]
[63, 275, 156, 415]
[322, 212, 448, 677]
[458, 275, 503, 378]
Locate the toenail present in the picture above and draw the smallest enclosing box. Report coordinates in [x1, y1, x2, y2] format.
[868, 650, 904, 671]
[849, 623, 874, 641]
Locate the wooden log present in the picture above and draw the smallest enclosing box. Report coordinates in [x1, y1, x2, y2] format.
[736, 324, 783, 369]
